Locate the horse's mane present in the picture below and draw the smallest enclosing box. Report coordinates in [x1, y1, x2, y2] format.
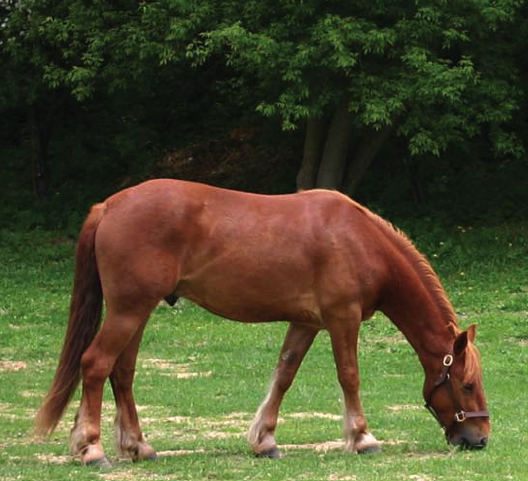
[350, 200, 460, 331]
[463, 343, 482, 383]
[353, 201, 482, 380]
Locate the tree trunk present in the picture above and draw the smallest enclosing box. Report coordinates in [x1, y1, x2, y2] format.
[29, 104, 53, 198]
[405, 156, 426, 204]
[296, 116, 325, 190]
[316, 96, 353, 190]
[342, 121, 397, 198]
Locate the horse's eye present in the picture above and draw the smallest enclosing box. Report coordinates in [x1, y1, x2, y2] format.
[463, 383, 474, 392]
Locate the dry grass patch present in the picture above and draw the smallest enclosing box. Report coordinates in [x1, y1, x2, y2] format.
[158, 448, 207, 457]
[99, 471, 139, 481]
[21, 390, 41, 398]
[140, 359, 212, 379]
[142, 412, 252, 444]
[328, 475, 357, 481]
[35, 454, 71, 465]
[281, 440, 344, 452]
[0, 361, 27, 372]
[286, 412, 341, 421]
[388, 405, 422, 412]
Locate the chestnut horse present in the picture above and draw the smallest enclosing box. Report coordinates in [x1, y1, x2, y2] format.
[35, 179, 489, 466]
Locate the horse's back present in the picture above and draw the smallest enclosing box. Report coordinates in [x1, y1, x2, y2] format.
[94, 179, 389, 325]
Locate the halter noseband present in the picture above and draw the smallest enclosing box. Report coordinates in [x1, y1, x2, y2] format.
[424, 352, 489, 441]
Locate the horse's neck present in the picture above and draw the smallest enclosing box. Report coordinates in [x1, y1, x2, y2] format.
[380, 263, 457, 373]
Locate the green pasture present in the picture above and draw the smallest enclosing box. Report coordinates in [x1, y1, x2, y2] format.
[0, 223, 527, 481]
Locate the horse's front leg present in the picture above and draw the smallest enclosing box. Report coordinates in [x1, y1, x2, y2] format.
[248, 322, 319, 458]
[326, 305, 381, 454]
[110, 322, 157, 462]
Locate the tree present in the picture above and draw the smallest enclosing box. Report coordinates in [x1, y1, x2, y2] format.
[187, 0, 524, 194]
[1, 0, 69, 197]
[0, 0, 215, 199]
[1, 0, 525, 207]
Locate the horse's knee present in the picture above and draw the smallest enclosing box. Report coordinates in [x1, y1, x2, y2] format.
[336, 365, 359, 392]
[81, 350, 113, 387]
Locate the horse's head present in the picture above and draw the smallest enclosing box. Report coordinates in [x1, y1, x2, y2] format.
[424, 324, 490, 449]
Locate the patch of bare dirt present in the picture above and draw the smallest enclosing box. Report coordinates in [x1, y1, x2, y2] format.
[162, 414, 249, 430]
[164, 371, 212, 379]
[142, 412, 251, 443]
[281, 440, 345, 452]
[373, 334, 406, 344]
[287, 412, 341, 421]
[328, 475, 357, 481]
[146, 127, 298, 195]
[140, 359, 212, 379]
[35, 454, 70, 465]
[21, 390, 41, 398]
[0, 361, 27, 372]
[100, 471, 138, 481]
[388, 405, 422, 411]
[141, 358, 176, 370]
[158, 448, 207, 457]
[380, 439, 419, 448]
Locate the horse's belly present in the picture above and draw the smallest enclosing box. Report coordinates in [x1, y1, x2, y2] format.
[176, 275, 321, 327]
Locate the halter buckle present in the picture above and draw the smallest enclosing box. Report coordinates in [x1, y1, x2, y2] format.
[443, 354, 453, 367]
[454, 411, 466, 422]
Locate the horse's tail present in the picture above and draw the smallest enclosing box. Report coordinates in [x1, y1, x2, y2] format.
[35, 203, 106, 436]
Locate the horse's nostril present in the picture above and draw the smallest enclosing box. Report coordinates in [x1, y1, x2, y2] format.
[464, 437, 488, 450]
[459, 436, 488, 450]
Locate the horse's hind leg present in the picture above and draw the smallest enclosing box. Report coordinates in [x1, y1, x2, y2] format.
[110, 322, 157, 462]
[325, 305, 381, 454]
[248, 323, 318, 458]
[70, 301, 156, 466]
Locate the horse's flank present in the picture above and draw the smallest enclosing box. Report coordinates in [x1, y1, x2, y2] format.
[97, 180, 457, 337]
[96, 180, 388, 328]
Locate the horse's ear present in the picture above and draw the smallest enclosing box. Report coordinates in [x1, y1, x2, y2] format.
[453, 330, 469, 356]
[453, 324, 477, 356]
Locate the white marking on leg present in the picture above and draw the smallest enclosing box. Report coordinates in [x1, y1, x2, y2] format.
[69, 405, 106, 463]
[69, 406, 88, 455]
[247, 373, 276, 449]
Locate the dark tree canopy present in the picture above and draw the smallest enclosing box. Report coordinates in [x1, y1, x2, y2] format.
[0, 0, 527, 227]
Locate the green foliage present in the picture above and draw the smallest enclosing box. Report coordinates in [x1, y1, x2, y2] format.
[0, 0, 527, 229]
[184, 0, 525, 158]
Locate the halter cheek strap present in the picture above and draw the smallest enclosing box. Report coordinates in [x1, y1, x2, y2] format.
[424, 352, 489, 441]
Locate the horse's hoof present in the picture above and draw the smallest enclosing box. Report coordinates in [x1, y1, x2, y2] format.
[133, 451, 158, 463]
[255, 447, 282, 459]
[357, 444, 382, 455]
[86, 456, 113, 468]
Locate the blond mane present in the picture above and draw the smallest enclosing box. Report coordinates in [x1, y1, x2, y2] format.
[464, 342, 483, 383]
[352, 200, 460, 331]
[353, 201, 484, 379]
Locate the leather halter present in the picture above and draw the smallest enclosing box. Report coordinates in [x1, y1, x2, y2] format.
[424, 352, 489, 441]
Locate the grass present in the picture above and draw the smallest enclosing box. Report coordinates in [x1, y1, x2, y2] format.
[0, 222, 527, 481]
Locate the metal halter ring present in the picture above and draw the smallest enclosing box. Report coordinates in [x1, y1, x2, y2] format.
[443, 354, 453, 367]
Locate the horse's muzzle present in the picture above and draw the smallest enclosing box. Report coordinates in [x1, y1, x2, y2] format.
[453, 434, 489, 450]
[462, 436, 488, 450]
